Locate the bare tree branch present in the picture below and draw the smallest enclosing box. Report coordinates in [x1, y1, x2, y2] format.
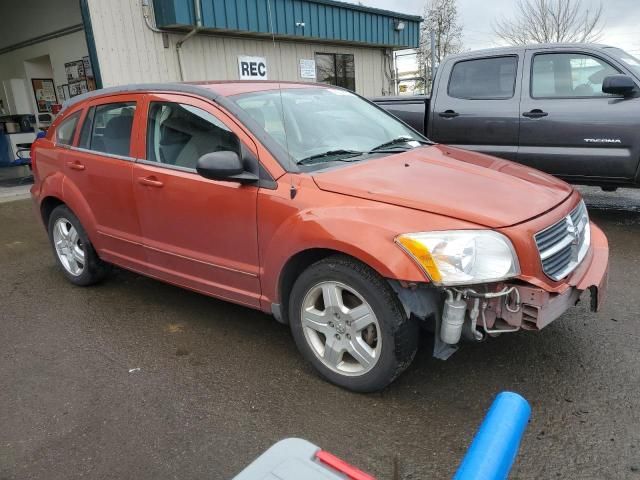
[493, 0, 604, 45]
[416, 0, 463, 93]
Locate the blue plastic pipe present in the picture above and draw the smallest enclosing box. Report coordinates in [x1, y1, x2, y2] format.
[454, 392, 531, 480]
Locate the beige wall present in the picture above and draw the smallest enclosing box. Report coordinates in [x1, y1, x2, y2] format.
[87, 0, 394, 96]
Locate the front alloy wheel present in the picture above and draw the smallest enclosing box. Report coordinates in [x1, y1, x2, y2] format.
[289, 255, 419, 392]
[301, 281, 381, 376]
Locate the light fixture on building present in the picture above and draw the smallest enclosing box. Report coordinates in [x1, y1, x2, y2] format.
[296, 22, 306, 28]
[394, 20, 406, 31]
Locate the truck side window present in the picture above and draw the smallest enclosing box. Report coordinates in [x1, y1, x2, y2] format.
[146, 102, 240, 170]
[55, 112, 81, 146]
[448, 56, 517, 100]
[532, 53, 620, 98]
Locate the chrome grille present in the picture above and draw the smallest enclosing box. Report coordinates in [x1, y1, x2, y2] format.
[534, 201, 590, 281]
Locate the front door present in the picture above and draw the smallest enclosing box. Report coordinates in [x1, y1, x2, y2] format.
[133, 93, 261, 307]
[430, 53, 523, 161]
[518, 49, 640, 180]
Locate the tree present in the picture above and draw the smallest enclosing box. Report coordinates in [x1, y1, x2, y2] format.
[494, 0, 604, 45]
[416, 0, 463, 94]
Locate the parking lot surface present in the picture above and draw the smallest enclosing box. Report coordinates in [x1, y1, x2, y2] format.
[1, 188, 639, 479]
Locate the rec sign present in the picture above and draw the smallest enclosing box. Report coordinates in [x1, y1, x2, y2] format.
[238, 56, 268, 80]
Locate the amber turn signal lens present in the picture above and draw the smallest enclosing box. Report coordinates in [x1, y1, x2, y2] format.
[395, 235, 442, 282]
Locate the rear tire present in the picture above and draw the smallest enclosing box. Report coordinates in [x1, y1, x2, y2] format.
[48, 205, 110, 286]
[289, 255, 418, 392]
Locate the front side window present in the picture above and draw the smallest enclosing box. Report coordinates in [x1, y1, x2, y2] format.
[315, 53, 355, 91]
[146, 102, 240, 170]
[89, 102, 136, 157]
[448, 56, 518, 99]
[233, 87, 424, 166]
[532, 53, 620, 98]
[55, 111, 81, 145]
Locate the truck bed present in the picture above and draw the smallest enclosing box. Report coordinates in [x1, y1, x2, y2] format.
[370, 95, 430, 134]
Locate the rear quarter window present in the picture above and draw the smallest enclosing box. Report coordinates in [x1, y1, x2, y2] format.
[448, 56, 518, 99]
[55, 111, 81, 146]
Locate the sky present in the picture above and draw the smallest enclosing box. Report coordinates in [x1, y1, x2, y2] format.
[344, 0, 640, 58]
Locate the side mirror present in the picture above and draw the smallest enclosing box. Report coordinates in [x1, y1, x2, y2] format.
[196, 151, 258, 184]
[602, 74, 636, 96]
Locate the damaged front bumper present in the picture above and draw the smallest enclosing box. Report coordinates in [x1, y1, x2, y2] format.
[392, 223, 609, 359]
[479, 222, 608, 332]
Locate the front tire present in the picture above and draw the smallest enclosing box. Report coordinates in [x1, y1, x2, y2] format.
[48, 205, 110, 286]
[289, 255, 418, 392]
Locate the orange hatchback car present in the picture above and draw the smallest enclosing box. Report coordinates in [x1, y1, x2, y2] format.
[31, 82, 609, 391]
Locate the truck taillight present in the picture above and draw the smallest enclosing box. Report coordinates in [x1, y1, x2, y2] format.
[315, 450, 376, 480]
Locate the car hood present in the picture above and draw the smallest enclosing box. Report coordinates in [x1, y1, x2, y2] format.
[312, 145, 573, 228]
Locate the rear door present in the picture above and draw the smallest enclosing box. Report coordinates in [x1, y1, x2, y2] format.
[518, 48, 640, 180]
[430, 53, 523, 161]
[63, 95, 146, 270]
[132, 93, 261, 307]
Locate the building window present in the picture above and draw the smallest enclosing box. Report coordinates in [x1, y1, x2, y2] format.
[315, 53, 355, 91]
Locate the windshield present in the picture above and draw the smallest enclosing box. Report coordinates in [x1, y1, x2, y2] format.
[604, 47, 640, 77]
[232, 87, 426, 168]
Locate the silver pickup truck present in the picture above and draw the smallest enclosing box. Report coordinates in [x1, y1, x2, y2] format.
[373, 43, 640, 190]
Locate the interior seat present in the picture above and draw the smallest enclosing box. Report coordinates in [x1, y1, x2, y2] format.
[101, 116, 133, 157]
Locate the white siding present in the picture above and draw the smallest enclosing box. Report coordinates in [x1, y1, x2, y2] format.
[86, 0, 393, 96]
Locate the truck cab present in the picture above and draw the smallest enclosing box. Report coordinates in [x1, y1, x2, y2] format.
[376, 44, 640, 188]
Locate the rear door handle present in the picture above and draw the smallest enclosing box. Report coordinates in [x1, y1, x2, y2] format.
[66, 160, 85, 171]
[137, 176, 164, 188]
[439, 110, 459, 118]
[522, 109, 548, 118]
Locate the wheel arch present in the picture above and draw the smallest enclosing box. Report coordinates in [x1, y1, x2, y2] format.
[274, 243, 424, 324]
[276, 248, 344, 324]
[40, 196, 65, 227]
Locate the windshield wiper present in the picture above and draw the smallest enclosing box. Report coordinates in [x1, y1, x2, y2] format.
[369, 137, 430, 153]
[296, 149, 364, 165]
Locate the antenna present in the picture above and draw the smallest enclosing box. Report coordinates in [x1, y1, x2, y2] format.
[266, 0, 297, 199]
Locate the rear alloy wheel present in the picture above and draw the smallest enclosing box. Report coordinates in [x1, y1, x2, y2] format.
[48, 205, 110, 286]
[52, 217, 86, 276]
[289, 255, 418, 392]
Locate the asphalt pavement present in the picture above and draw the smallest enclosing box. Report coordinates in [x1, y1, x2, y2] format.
[1, 187, 639, 479]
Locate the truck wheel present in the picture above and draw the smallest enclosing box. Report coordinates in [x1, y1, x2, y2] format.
[48, 205, 110, 286]
[289, 255, 418, 392]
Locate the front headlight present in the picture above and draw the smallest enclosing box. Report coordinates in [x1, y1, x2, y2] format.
[395, 230, 520, 286]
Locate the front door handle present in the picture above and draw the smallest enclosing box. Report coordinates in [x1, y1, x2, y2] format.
[522, 109, 548, 118]
[66, 160, 85, 171]
[137, 176, 164, 188]
[439, 110, 459, 118]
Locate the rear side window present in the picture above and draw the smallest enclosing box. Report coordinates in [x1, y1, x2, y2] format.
[86, 102, 136, 157]
[146, 102, 240, 170]
[78, 106, 95, 149]
[448, 56, 518, 99]
[55, 112, 81, 145]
